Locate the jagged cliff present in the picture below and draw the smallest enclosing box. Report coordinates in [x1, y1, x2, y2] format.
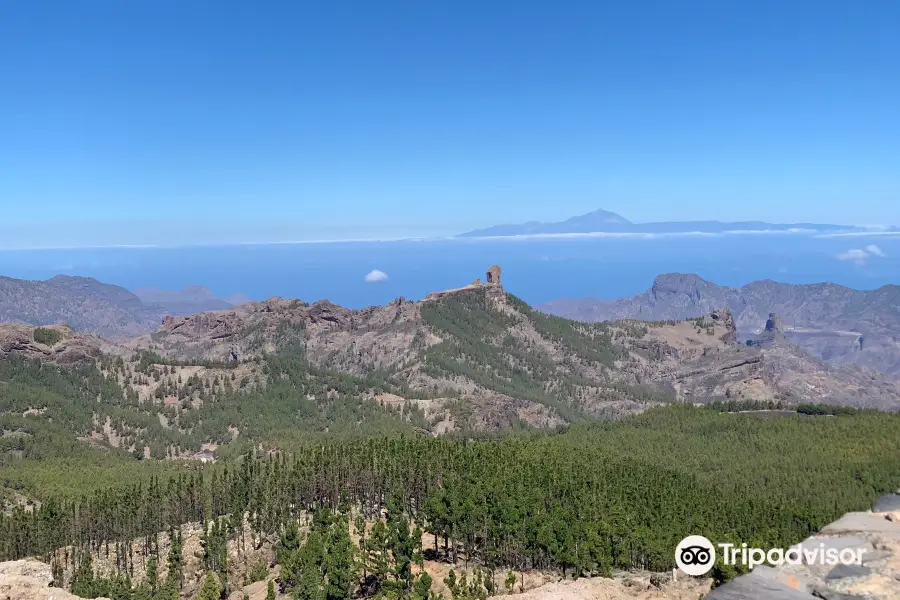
[538, 274, 900, 379]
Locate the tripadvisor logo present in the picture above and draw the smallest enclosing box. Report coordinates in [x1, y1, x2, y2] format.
[675, 535, 868, 576]
[676, 535, 716, 576]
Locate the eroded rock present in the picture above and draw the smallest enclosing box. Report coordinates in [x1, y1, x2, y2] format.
[0, 559, 110, 600]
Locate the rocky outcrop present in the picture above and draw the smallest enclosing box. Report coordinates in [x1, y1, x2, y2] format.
[615, 317, 773, 402]
[486, 265, 502, 284]
[537, 275, 900, 379]
[710, 308, 738, 345]
[0, 559, 111, 600]
[746, 312, 787, 348]
[0, 324, 100, 365]
[159, 311, 244, 342]
[766, 312, 785, 335]
[706, 493, 900, 599]
[612, 312, 900, 408]
[307, 300, 352, 327]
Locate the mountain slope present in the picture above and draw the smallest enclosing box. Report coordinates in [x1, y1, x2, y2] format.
[5, 271, 900, 470]
[538, 273, 900, 378]
[131, 276, 900, 424]
[0, 275, 249, 339]
[0, 275, 163, 338]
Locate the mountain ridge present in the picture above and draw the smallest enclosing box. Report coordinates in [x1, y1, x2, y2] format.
[538, 273, 900, 378]
[0, 275, 249, 339]
[121, 273, 900, 417]
[4, 267, 900, 458]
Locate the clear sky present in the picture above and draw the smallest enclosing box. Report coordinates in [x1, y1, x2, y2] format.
[1, 0, 898, 247]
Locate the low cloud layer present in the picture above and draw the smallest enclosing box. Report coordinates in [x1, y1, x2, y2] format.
[364, 269, 388, 283]
[836, 245, 887, 266]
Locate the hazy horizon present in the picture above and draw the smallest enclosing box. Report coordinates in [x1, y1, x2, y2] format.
[2, 234, 896, 309]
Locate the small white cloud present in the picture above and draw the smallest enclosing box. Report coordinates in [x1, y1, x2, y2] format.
[865, 244, 887, 257]
[364, 269, 388, 283]
[836, 249, 870, 266]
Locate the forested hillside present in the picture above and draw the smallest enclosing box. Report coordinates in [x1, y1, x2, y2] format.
[3, 407, 900, 598]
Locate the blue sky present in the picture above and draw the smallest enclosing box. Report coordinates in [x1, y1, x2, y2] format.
[1, 0, 898, 247]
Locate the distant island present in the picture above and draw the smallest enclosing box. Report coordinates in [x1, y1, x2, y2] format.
[458, 208, 893, 237]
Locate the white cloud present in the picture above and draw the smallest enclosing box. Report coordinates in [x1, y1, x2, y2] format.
[836, 248, 872, 266]
[836, 245, 888, 266]
[364, 269, 388, 283]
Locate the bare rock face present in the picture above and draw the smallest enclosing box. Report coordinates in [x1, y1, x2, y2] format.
[0, 560, 54, 585]
[0, 324, 100, 365]
[765, 312, 785, 335]
[537, 274, 900, 380]
[0, 559, 111, 600]
[747, 312, 787, 349]
[710, 307, 738, 345]
[159, 311, 244, 342]
[617, 317, 772, 402]
[307, 300, 352, 327]
[486, 265, 502, 284]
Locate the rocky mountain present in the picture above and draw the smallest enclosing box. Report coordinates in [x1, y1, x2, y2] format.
[459, 208, 881, 237]
[0, 275, 163, 338]
[4, 267, 900, 467]
[4, 269, 900, 600]
[0, 275, 249, 339]
[130, 271, 900, 420]
[538, 273, 900, 379]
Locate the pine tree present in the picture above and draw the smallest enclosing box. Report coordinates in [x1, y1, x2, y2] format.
[166, 528, 183, 589]
[324, 513, 355, 600]
[504, 570, 516, 595]
[146, 554, 158, 592]
[70, 552, 95, 597]
[413, 572, 434, 600]
[266, 579, 276, 600]
[276, 521, 303, 590]
[197, 572, 221, 600]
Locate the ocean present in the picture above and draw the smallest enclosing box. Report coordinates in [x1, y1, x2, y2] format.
[0, 233, 897, 307]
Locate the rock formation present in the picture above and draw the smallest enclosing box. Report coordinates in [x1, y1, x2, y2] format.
[536, 274, 900, 380]
[710, 307, 738, 345]
[0, 323, 100, 365]
[0, 559, 111, 600]
[486, 265, 502, 285]
[747, 312, 787, 348]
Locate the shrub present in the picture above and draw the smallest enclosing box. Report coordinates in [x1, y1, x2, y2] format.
[33, 327, 61, 346]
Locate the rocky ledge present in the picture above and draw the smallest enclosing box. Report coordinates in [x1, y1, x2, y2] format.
[707, 493, 900, 599]
[0, 323, 100, 365]
[0, 559, 110, 600]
